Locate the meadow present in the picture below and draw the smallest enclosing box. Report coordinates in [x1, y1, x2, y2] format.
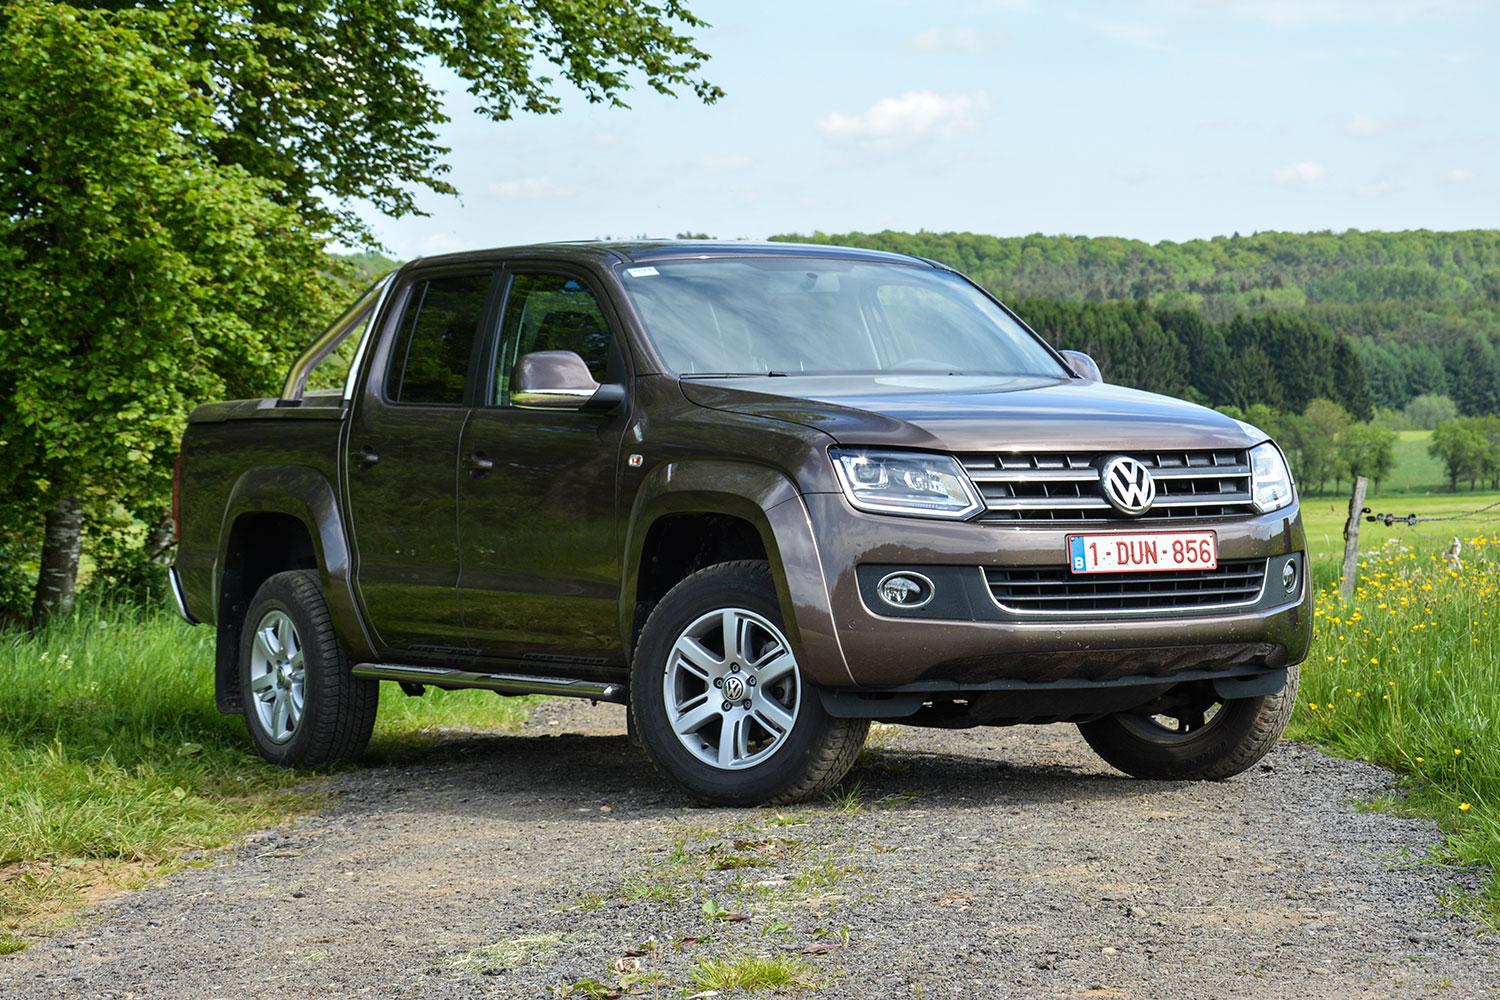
[2, 477, 1498, 950]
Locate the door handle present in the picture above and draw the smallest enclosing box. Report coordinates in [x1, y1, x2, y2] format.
[356, 446, 380, 470]
[464, 451, 495, 476]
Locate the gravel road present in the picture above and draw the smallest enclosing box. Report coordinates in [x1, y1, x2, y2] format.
[5, 698, 1497, 999]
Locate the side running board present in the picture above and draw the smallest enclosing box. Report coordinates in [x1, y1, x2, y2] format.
[351, 663, 627, 704]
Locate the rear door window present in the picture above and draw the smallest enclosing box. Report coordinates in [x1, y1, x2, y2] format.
[384, 273, 495, 405]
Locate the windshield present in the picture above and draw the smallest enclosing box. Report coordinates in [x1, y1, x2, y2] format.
[618, 258, 1066, 378]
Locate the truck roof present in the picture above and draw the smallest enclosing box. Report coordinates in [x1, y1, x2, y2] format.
[407, 239, 934, 270]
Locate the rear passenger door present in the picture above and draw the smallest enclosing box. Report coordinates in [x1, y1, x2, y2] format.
[345, 268, 499, 656]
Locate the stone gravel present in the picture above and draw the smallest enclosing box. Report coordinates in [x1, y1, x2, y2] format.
[4, 698, 1497, 999]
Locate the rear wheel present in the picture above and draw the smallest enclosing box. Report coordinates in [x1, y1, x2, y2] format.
[1078, 666, 1299, 780]
[630, 561, 868, 805]
[238, 570, 379, 768]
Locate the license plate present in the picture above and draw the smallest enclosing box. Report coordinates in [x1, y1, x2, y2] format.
[1068, 531, 1217, 574]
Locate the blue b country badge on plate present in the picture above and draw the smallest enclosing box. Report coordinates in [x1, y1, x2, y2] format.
[1069, 536, 1087, 572]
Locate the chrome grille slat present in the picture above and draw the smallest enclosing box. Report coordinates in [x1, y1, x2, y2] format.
[985, 560, 1268, 615]
[966, 449, 1256, 522]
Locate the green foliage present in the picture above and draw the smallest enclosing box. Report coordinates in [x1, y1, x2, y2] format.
[1338, 423, 1398, 485]
[1012, 299, 1188, 395]
[775, 229, 1500, 418]
[1405, 393, 1460, 430]
[0, 2, 340, 617]
[1429, 417, 1500, 491]
[78, 0, 721, 242]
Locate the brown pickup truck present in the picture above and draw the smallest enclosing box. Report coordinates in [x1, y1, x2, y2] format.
[171, 241, 1311, 805]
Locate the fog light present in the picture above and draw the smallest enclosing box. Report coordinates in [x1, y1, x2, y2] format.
[1282, 559, 1298, 593]
[876, 571, 934, 609]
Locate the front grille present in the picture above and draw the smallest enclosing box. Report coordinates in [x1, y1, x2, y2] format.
[961, 449, 1254, 522]
[985, 559, 1267, 615]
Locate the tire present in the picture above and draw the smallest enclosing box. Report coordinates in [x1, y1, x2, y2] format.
[238, 570, 379, 768]
[630, 560, 869, 806]
[1078, 666, 1299, 780]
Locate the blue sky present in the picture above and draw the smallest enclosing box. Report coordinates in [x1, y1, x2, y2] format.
[357, 0, 1498, 258]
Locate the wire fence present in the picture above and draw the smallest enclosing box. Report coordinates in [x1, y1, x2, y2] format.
[1364, 497, 1500, 527]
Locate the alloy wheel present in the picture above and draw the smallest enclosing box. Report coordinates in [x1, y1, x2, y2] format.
[248, 609, 305, 744]
[662, 607, 801, 770]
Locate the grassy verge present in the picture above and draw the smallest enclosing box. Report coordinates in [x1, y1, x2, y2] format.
[1298, 490, 1500, 578]
[1293, 532, 1500, 924]
[0, 602, 535, 948]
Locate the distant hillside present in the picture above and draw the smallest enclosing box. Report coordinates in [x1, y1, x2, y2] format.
[771, 229, 1500, 416]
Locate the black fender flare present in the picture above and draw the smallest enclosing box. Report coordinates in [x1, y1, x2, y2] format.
[211, 465, 375, 712]
[620, 460, 854, 688]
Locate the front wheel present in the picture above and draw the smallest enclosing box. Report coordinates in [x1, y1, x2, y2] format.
[1078, 666, 1299, 780]
[630, 561, 868, 805]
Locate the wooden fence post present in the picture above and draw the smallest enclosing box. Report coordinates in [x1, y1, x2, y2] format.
[1339, 475, 1368, 602]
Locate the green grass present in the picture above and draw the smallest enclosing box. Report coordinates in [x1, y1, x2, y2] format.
[1293, 533, 1500, 924]
[1384, 430, 1451, 495]
[0, 601, 535, 943]
[691, 953, 819, 992]
[1299, 490, 1500, 581]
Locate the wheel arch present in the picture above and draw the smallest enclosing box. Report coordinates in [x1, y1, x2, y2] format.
[621, 460, 853, 687]
[212, 466, 373, 714]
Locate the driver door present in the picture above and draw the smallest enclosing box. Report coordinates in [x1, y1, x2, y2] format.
[455, 267, 631, 668]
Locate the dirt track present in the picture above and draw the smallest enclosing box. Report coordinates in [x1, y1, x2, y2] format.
[5, 698, 1498, 999]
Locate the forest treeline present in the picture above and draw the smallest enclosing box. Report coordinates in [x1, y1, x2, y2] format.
[772, 229, 1500, 418]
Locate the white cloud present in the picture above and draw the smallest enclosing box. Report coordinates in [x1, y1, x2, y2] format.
[1346, 112, 1387, 137]
[817, 91, 990, 147]
[1166, 0, 1478, 26]
[489, 177, 573, 199]
[1447, 166, 1476, 183]
[1273, 161, 1327, 185]
[702, 154, 753, 172]
[911, 27, 1007, 51]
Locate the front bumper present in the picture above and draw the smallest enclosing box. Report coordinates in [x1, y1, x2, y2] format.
[786, 493, 1313, 691]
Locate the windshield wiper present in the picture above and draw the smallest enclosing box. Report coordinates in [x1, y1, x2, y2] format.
[680, 371, 789, 378]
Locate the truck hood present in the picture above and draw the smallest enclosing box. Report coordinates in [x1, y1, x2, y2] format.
[678, 374, 1259, 452]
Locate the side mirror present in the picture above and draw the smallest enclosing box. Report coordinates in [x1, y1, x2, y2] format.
[511, 351, 623, 411]
[1060, 350, 1102, 382]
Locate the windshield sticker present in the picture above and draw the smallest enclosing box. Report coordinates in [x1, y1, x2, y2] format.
[626, 266, 659, 277]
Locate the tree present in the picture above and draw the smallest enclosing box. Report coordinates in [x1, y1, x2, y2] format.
[0, 3, 333, 621]
[1429, 419, 1487, 490]
[84, 0, 723, 241]
[1404, 393, 1459, 430]
[1338, 423, 1396, 487]
[1295, 399, 1352, 493]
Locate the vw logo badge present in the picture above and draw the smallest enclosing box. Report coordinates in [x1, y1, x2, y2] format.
[1099, 456, 1155, 515]
[722, 676, 745, 701]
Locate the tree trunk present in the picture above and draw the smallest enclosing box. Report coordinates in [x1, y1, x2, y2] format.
[143, 516, 176, 567]
[31, 496, 83, 626]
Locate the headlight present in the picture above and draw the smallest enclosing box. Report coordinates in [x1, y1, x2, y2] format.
[1249, 441, 1295, 513]
[830, 449, 983, 519]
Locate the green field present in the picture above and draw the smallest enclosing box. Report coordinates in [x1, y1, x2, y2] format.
[1300, 489, 1500, 577]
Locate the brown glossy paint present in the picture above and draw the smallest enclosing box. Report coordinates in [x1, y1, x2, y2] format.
[175, 240, 1313, 717]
